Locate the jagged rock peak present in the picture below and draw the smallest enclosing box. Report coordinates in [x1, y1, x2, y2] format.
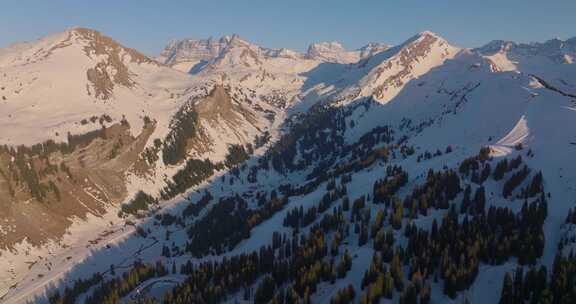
[306, 41, 350, 63]
[158, 34, 244, 66]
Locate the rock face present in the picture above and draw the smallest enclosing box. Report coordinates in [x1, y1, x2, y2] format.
[160, 36, 391, 72]
[305, 41, 390, 64]
[158, 34, 306, 73]
[75, 28, 156, 99]
[157, 35, 236, 72]
[306, 41, 356, 63]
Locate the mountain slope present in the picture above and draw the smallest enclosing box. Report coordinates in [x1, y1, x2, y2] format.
[342, 31, 460, 103]
[0, 27, 194, 146]
[0, 28, 279, 298]
[1, 29, 576, 304]
[477, 37, 576, 93]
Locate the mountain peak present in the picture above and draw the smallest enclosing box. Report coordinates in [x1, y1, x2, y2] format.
[308, 41, 345, 49]
[68, 26, 100, 36]
[220, 33, 242, 43]
[418, 30, 441, 38]
[405, 31, 449, 45]
[352, 30, 460, 103]
[306, 41, 357, 63]
[158, 34, 257, 72]
[477, 36, 576, 66]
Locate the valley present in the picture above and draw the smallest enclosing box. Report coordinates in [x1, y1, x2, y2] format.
[1, 27, 576, 303]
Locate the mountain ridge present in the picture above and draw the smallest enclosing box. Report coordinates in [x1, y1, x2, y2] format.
[158, 33, 393, 73]
[1, 27, 576, 303]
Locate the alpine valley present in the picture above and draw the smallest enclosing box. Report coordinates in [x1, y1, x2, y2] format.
[1, 27, 576, 304]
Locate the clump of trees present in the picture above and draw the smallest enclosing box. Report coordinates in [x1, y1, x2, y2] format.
[283, 186, 347, 230]
[186, 194, 288, 257]
[85, 261, 167, 304]
[182, 190, 213, 218]
[120, 191, 157, 216]
[459, 146, 491, 176]
[502, 165, 530, 198]
[330, 284, 356, 304]
[373, 166, 408, 205]
[566, 208, 576, 225]
[500, 254, 576, 303]
[48, 273, 103, 304]
[160, 158, 221, 200]
[225, 144, 250, 168]
[162, 102, 198, 165]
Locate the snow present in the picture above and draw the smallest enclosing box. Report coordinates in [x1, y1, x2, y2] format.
[484, 51, 518, 72]
[2, 28, 576, 304]
[306, 41, 360, 64]
[491, 115, 529, 157]
[0, 29, 197, 146]
[0, 210, 125, 302]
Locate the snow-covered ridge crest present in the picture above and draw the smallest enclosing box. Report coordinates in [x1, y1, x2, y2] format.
[476, 35, 576, 91]
[346, 31, 460, 103]
[305, 41, 390, 64]
[477, 36, 576, 59]
[0, 27, 159, 100]
[158, 34, 306, 73]
[0, 27, 153, 68]
[159, 34, 392, 74]
[477, 36, 576, 69]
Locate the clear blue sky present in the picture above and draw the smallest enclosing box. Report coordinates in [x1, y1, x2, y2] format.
[1, 0, 575, 55]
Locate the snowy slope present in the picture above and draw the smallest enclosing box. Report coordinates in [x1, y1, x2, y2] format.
[1, 29, 576, 304]
[0, 27, 276, 171]
[342, 31, 461, 104]
[477, 37, 576, 93]
[0, 29, 279, 300]
[0, 27, 197, 146]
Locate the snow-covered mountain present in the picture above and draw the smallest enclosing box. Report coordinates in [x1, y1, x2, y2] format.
[0, 27, 275, 156]
[352, 31, 459, 103]
[306, 41, 390, 63]
[158, 34, 306, 73]
[159, 35, 390, 73]
[477, 37, 576, 67]
[306, 41, 356, 63]
[0, 27, 191, 145]
[156, 35, 395, 112]
[476, 37, 576, 94]
[1, 28, 576, 304]
[157, 36, 230, 72]
[0, 28, 280, 297]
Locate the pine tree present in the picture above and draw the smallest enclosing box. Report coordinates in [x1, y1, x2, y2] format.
[473, 186, 486, 214]
[391, 252, 404, 291]
[499, 273, 514, 304]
